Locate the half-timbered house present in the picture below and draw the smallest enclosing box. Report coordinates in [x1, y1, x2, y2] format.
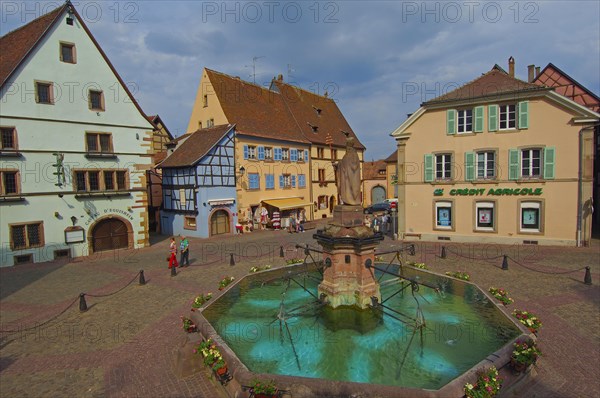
[158, 125, 237, 238]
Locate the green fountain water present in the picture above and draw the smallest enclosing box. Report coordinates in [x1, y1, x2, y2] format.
[203, 265, 519, 389]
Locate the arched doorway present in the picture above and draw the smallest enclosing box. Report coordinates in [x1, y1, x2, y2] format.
[91, 217, 130, 252]
[210, 209, 230, 236]
[371, 185, 386, 204]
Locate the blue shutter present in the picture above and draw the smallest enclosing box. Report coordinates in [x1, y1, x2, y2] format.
[299, 174, 305, 188]
[518, 101, 529, 129]
[274, 148, 282, 161]
[243, 145, 248, 160]
[446, 110, 456, 135]
[543, 147, 555, 179]
[290, 149, 298, 162]
[291, 175, 296, 188]
[279, 175, 284, 188]
[488, 105, 498, 132]
[304, 149, 309, 161]
[258, 146, 265, 160]
[474, 106, 484, 133]
[424, 154, 434, 182]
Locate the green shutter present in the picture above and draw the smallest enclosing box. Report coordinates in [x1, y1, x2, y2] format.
[518, 101, 529, 129]
[508, 149, 520, 180]
[465, 152, 475, 181]
[488, 105, 498, 132]
[474, 106, 484, 133]
[446, 110, 456, 135]
[543, 147, 555, 179]
[424, 154, 434, 182]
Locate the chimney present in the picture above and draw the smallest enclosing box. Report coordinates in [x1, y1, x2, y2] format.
[277, 74, 283, 81]
[527, 65, 535, 83]
[508, 56, 515, 77]
[535, 66, 541, 77]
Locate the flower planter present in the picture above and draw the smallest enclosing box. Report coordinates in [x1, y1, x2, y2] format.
[510, 358, 528, 373]
[215, 366, 227, 376]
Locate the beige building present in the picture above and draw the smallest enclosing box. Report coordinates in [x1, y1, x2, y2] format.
[187, 68, 365, 225]
[391, 61, 599, 246]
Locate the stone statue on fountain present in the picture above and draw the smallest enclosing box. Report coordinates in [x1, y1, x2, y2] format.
[336, 132, 361, 206]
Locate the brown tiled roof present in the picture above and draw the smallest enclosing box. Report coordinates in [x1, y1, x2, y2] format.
[147, 114, 174, 140]
[0, 4, 66, 87]
[384, 151, 397, 163]
[205, 69, 309, 144]
[159, 124, 233, 168]
[362, 160, 387, 180]
[534, 63, 600, 113]
[273, 80, 366, 150]
[424, 67, 549, 105]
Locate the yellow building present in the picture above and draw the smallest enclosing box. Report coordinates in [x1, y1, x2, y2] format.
[391, 61, 599, 246]
[187, 68, 365, 225]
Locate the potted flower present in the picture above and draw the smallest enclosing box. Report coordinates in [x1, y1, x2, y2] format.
[285, 258, 304, 265]
[408, 262, 427, 269]
[218, 276, 235, 290]
[251, 379, 278, 398]
[212, 358, 227, 376]
[203, 347, 222, 367]
[511, 339, 541, 372]
[192, 292, 212, 308]
[181, 316, 196, 333]
[488, 287, 514, 306]
[464, 366, 502, 397]
[445, 271, 470, 281]
[512, 309, 542, 333]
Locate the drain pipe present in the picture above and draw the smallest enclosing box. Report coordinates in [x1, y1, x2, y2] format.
[577, 125, 598, 247]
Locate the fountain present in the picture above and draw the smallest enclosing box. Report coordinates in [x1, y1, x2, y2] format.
[188, 138, 531, 397]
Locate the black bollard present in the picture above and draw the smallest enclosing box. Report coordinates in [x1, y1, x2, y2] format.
[502, 255, 509, 270]
[408, 244, 416, 256]
[79, 293, 88, 312]
[139, 270, 146, 285]
[171, 265, 176, 277]
[304, 244, 310, 256]
[280, 245, 284, 257]
[230, 253, 235, 266]
[584, 266, 592, 285]
[441, 246, 447, 259]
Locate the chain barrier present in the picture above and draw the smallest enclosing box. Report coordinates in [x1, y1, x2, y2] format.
[506, 255, 587, 275]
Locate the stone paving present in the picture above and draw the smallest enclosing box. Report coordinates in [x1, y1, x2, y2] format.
[0, 223, 598, 398]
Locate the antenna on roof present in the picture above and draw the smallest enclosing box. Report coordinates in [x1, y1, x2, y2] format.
[244, 56, 265, 84]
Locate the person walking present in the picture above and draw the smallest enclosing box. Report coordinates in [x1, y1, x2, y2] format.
[168, 237, 179, 269]
[179, 235, 190, 267]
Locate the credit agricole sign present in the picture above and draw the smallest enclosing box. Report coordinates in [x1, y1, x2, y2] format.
[433, 187, 543, 196]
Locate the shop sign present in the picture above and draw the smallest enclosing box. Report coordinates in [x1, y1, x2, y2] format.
[433, 188, 543, 197]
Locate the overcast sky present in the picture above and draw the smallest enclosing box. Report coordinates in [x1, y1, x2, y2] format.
[2, 0, 599, 160]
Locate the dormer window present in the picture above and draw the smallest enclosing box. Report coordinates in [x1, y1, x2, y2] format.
[312, 106, 322, 116]
[307, 122, 318, 132]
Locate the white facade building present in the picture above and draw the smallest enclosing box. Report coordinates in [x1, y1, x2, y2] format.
[0, 2, 153, 266]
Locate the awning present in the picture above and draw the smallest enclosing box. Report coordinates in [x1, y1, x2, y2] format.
[262, 198, 312, 211]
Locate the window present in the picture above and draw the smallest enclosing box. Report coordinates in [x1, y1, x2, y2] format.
[265, 147, 273, 160]
[435, 201, 453, 230]
[475, 202, 495, 231]
[265, 174, 275, 189]
[1, 170, 19, 195]
[86, 133, 113, 153]
[207, 119, 214, 128]
[318, 195, 328, 210]
[35, 82, 53, 104]
[457, 109, 472, 133]
[282, 148, 289, 161]
[10, 222, 44, 250]
[499, 104, 516, 130]
[282, 174, 292, 188]
[521, 149, 541, 178]
[477, 151, 495, 179]
[75, 170, 128, 192]
[318, 168, 326, 183]
[298, 149, 305, 162]
[317, 147, 324, 158]
[298, 174, 306, 188]
[184, 217, 197, 230]
[198, 121, 203, 129]
[60, 42, 75, 63]
[331, 149, 338, 160]
[248, 145, 256, 160]
[89, 90, 104, 111]
[520, 201, 541, 233]
[435, 154, 452, 180]
[203, 94, 208, 107]
[1, 127, 17, 149]
[248, 173, 260, 190]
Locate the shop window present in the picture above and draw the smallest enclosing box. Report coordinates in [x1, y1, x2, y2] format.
[520, 201, 542, 233]
[184, 216, 197, 230]
[435, 201, 453, 230]
[475, 202, 495, 232]
[318, 195, 328, 210]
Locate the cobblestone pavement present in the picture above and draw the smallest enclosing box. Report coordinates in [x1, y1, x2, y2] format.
[0, 223, 598, 398]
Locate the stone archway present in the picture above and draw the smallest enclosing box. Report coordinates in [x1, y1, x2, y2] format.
[371, 185, 386, 204]
[88, 215, 133, 254]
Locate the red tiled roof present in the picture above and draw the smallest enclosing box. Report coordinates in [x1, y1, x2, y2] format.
[534, 63, 600, 113]
[0, 4, 66, 87]
[384, 151, 397, 163]
[159, 124, 233, 168]
[424, 68, 549, 105]
[362, 160, 387, 180]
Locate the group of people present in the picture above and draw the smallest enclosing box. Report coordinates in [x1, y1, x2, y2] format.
[168, 235, 190, 269]
[288, 211, 306, 233]
[365, 212, 392, 235]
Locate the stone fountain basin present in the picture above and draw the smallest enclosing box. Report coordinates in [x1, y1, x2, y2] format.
[189, 263, 534, 398]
